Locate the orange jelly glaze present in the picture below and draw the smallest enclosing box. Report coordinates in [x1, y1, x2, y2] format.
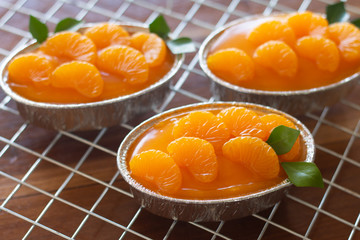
[209, 16, 360, 91]
[8, 48, 174, 104]
[128, 110, 295, 200]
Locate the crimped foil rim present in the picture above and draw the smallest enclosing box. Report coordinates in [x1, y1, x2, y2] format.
[198, 14, 360, 97]
[117, 101, 315, 205]
[0, 22, 184, 109]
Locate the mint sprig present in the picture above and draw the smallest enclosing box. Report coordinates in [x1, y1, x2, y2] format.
[351, 19, 360, 28]
[325, 1, 360, 27]
[166, 37, 196, 54]
[149, 14, 196, 54]
[29, 16, 82, 44]
[29, 15, 48, 44]
[149, 15, 170, 40]
[266, 125, 323, 188]
[326, 2, 349, 24]
[281, 162, 324, 188]
[54, 18, 83, 33]
[266, 125, 300, 155]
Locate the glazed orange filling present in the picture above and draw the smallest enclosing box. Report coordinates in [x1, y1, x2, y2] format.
[128, 107, 304, 200]
[207, 12, 360, 91]
[7, 23, 174, 104]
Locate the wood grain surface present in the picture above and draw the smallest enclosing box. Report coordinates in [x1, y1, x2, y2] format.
[0, 0, 359, 239]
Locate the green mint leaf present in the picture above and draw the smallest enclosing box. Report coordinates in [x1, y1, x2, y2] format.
[55, 18, 83, 33]
[167, 37, 196, 54]
[266, 125, 300, 155]
[29, 15, 48, 44]
[351, 18, 360, 28]
[149, 15, 170, 40]
[281, 162, 324, 188]
[326, 1, 349, 24]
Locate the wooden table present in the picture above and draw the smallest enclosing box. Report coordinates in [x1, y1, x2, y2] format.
[0, 0, 359, 239]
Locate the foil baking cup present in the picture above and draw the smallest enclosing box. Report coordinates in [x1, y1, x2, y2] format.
[198, 16, 359, 115]
[0, 23, 184, 131]
[117, 102, 315, 222]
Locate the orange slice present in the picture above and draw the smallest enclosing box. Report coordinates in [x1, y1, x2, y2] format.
[50, 61, 103, 98]
[84, 23, 130, 49]
[253, 40, 298, 77]
[142, 33, 167, 67]
[130, 32, 150, 51]
[296, 36, 339, 72]
[287, 11, 328, 38]
[327, 22, 360, 62]
[260, 113, 300, 162]
[207, 48, 255, 84]
[217, 107, 267, 140]
[167, 137, 218, 183]
[222, 136, 280, 179]
[97, 45, 149, 84]
[8, 53, 54, 86]
[40, 32, 97, 64]
[129, 150, 182, 194]
[248, 20, 296, 47]
[130, 32, 166, 67]
[172, 111, 230, 152]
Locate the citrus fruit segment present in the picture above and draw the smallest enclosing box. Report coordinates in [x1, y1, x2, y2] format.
[217, 107, 267, 140]
[142, 33, 167, 67]
[167, 137, 218, 183]
[40, 32, 97, 64]
[296, 36, 339, 72]
[50, 61, 104, 98]
[172, 111, 230, 152]
[129, 150, 182, 194]
[207, 48, 255, 83]
[97, 45, 149, 84]
[8, 53, 54, 86]
[327, 22, 360, 62]
[287, 11, 328, 38]
[248, 20, 296, 47]
[253, 40, 298, 77]
[84, 23, 130, 49]
[222, 136, 280, 179]
[260, 113, 300, 162]
[130, 32, 150, 51]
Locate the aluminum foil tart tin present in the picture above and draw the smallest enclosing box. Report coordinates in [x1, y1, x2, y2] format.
[0, 23, 184, 131]
[117, 102, 315, 222]
[198, 16, 360, 116]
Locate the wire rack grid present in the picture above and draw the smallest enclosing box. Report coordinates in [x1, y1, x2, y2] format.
[0, 0, 359, 239]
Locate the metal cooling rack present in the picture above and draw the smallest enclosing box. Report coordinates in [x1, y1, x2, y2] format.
[0, 0, 359, 239]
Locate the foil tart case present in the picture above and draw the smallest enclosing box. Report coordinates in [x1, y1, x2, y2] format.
[117, 102, 315, 222]
[198, 16, 360, 116]
[0, 23, 184, 131]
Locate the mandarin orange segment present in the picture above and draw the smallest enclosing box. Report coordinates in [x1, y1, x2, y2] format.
[248, 20, 296, 47]
[142, 33, 167, 67]
[287, 11, 328, 38]
[130, 32, 150, 51]
[222, 136, 280, 179]
[172, 111, 230, 152]
[327, 22, 360, 62]
[50, 61, 104, 98]
[253, 40, 298, 77]
[40, 32, 97, 64]
[260, 113, 300, 162]
[8, 53, 54, 86]
[296, 36, 339, 72]
[129, 150, 182, 194]
[167, 137, 218, 183]
[84, 23, 130, 49]
[97, 45, 149, 84]
[217, 107, 267, 140]
[207, 48, 255, 84]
